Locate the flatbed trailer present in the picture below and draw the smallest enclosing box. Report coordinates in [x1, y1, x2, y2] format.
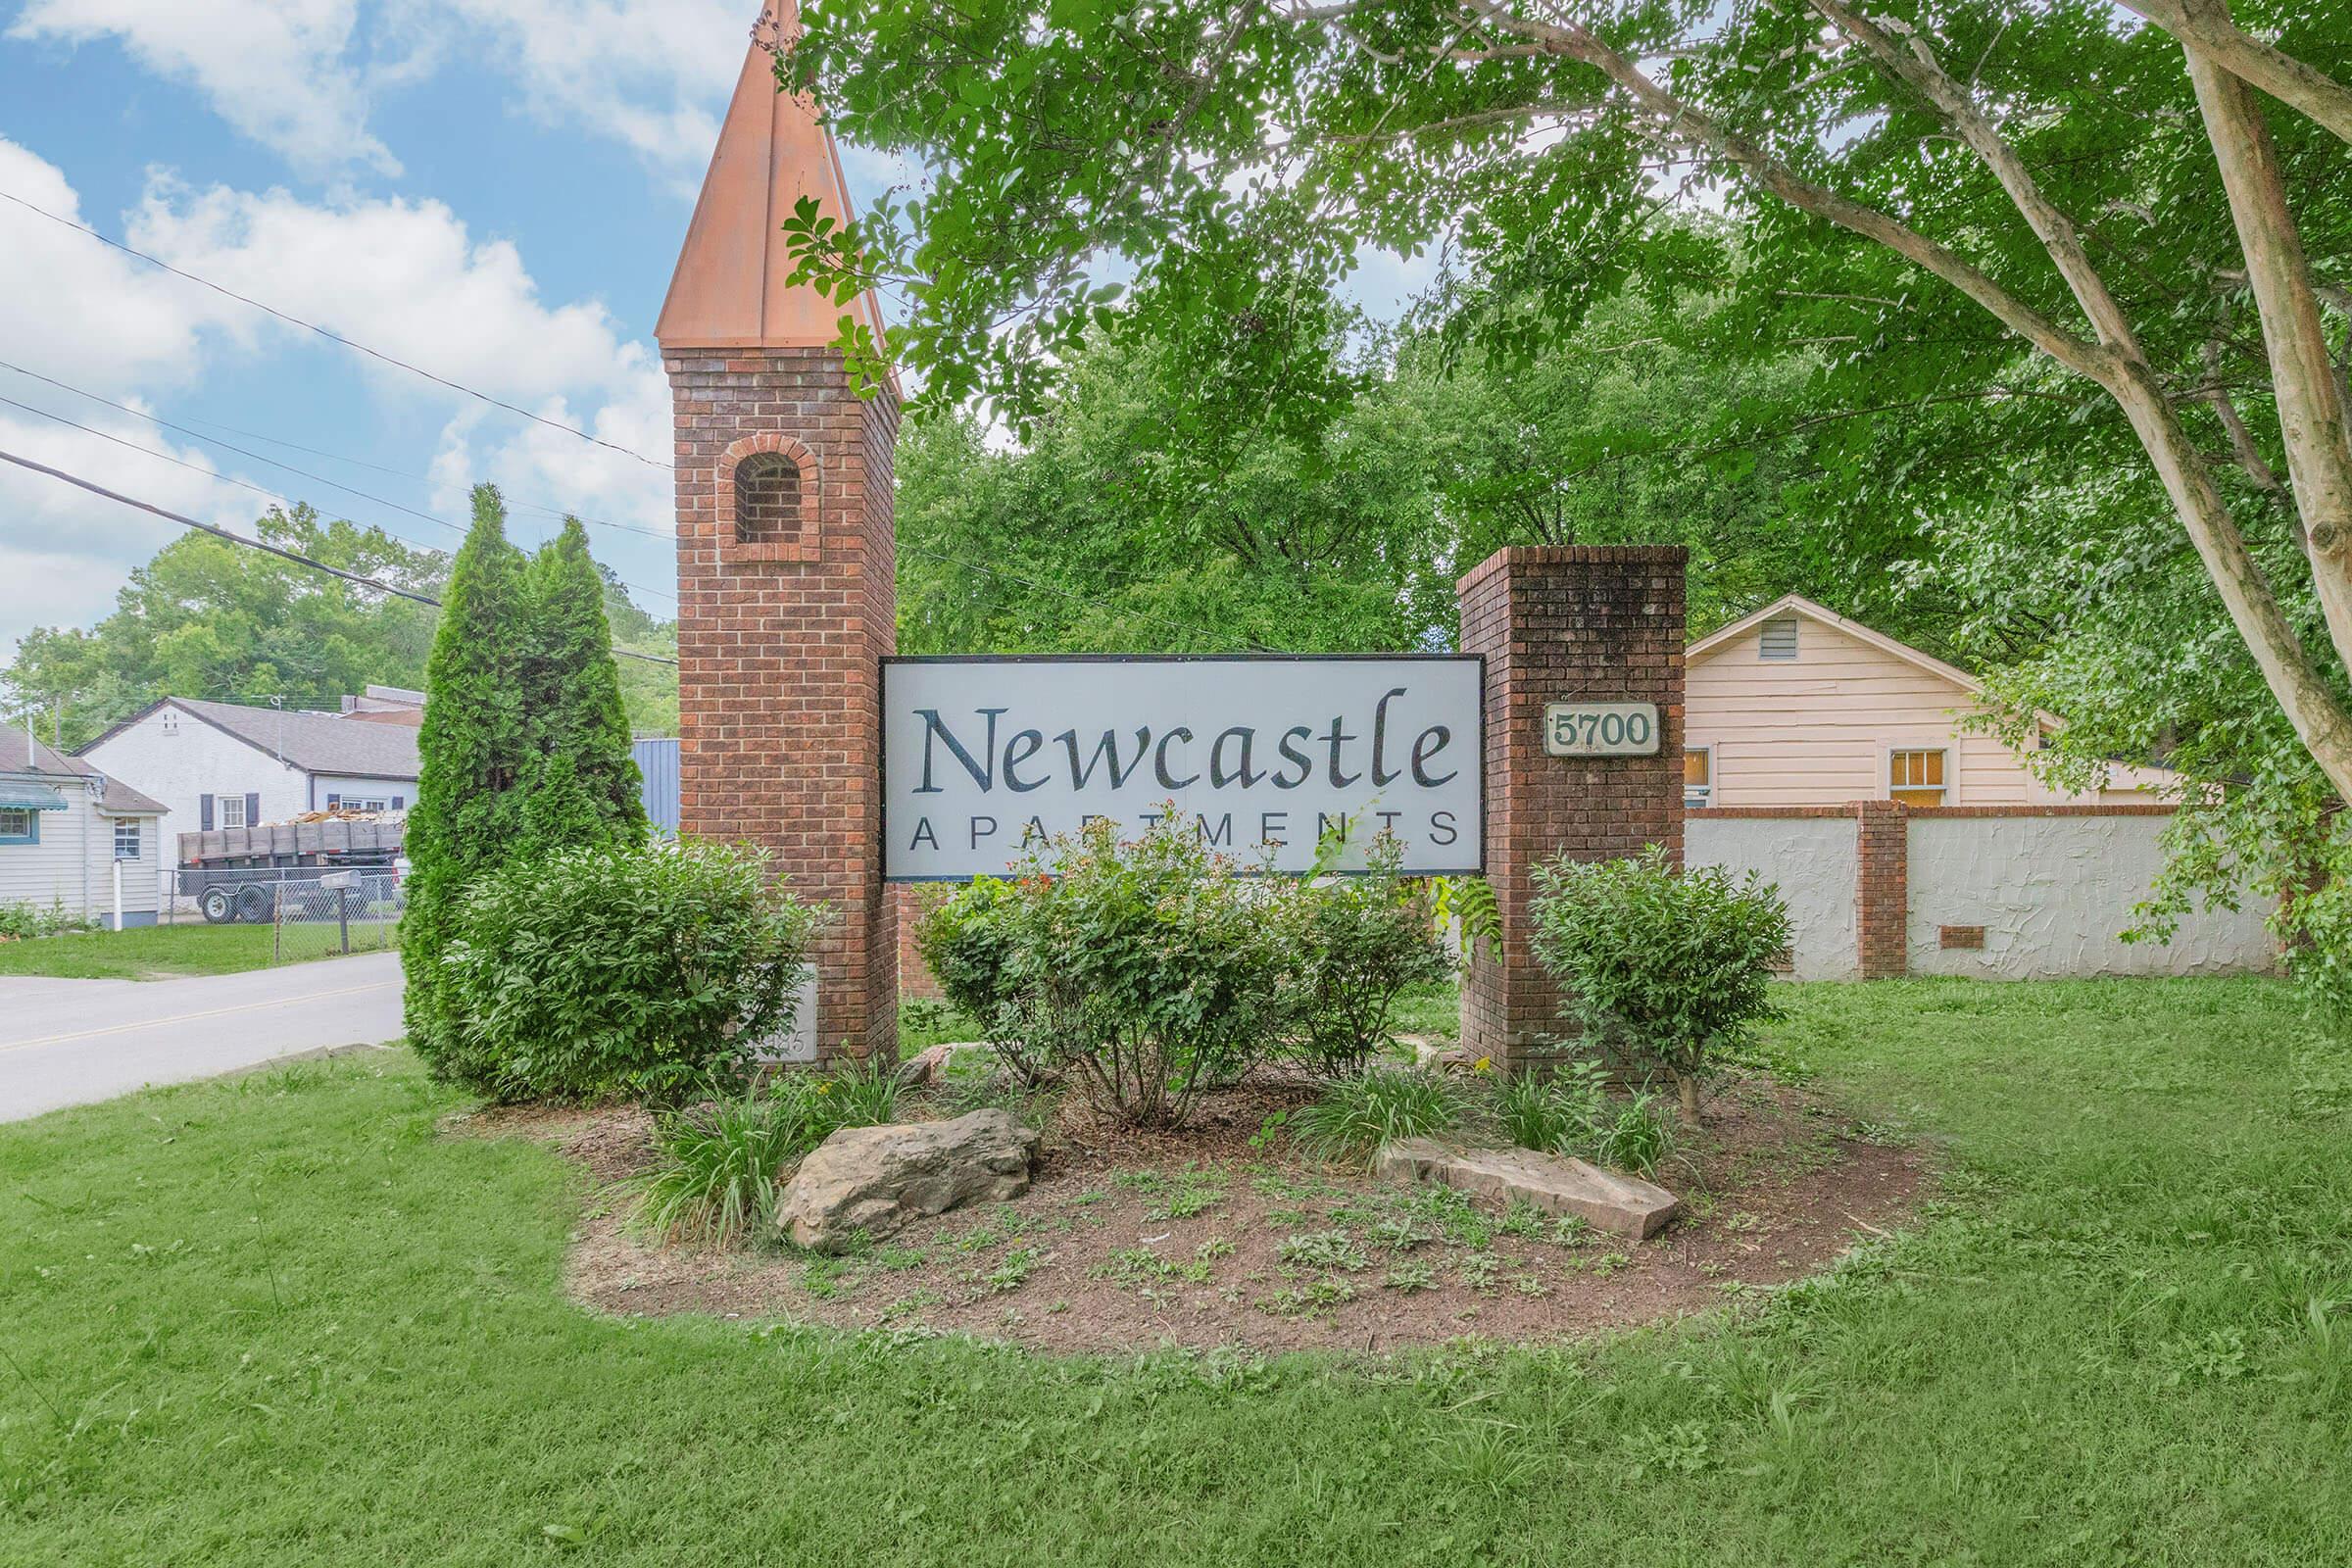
[175, 819, 406, 922]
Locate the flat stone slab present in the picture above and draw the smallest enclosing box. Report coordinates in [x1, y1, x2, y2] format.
[1375, 1137, 1683, 1239]
[776, 1107, 1039, 1252]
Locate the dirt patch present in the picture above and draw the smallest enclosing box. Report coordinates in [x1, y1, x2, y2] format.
[486, 1073, 1923, 1355]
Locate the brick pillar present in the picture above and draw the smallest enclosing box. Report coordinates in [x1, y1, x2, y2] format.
[895, 883, 944, 1003]
[1855, 799, 1909, 978]
[669, 349, 902, 1062]
[1456, 547, 1687, 1070]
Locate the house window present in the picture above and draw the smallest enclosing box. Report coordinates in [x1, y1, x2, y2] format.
[1889, 748, 1948, 806]
[360, 799, 387, 812]
[114, 820, 141, 860]
[220, 795, 248, 829]
[160, 710, 179, 735]
[0, 808, 36, 845]
[1684, 747, 1713, 809]
[1759, 618, 1799, 660]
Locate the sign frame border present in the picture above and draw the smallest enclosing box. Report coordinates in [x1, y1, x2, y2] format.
[878, 652, 1488, 883]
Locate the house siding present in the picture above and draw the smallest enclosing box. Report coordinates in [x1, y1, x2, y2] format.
[0, 782, 162, 926]
[1687, 616, 2162, 808]
[83, 706, 315, 866]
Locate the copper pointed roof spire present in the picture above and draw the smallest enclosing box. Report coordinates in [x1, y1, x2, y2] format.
[656, 2, 888, 351]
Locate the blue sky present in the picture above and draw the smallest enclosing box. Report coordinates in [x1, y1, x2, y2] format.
[0, 0, 1434, 685]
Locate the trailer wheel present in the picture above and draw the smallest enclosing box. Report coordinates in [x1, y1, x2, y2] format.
[199, 885, 235, 924]
[233, 884, 271, 924]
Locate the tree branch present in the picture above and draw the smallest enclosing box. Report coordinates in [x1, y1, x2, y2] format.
[2116, 0, 2352, 145]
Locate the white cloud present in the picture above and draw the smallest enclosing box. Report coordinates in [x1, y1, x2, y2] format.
[8, 0, 400, 178]
[0, 138, 236, 394]
[430, 0, 745, 178]
[0, 403, 261, 655]
[1, 147, 678, 657]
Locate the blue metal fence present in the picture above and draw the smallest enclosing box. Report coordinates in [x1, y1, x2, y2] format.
[633, 737, 680, 836]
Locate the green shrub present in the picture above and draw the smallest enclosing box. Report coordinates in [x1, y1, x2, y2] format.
[1528, 846, 1791, 1121]
[1285, 834, 1453, 1078]
[0, 900, 90, 942]
[1295, 1067, 1462, 1166]
[986, 814, 1294, 1127]
[439, 839, 827, 1102]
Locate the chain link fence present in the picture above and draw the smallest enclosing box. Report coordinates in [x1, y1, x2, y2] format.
[161, 866, 403, 962]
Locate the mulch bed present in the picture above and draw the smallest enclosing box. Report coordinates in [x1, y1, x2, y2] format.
[457, 1069, 1924, 1355]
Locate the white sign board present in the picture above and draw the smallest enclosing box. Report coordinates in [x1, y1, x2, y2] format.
[1542, 701, 1661, 758]
[884, 657, 1484, 879]
[752, 966, 819, 1064]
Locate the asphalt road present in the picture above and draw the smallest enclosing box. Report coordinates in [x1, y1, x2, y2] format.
[0, 952, 405, 1122]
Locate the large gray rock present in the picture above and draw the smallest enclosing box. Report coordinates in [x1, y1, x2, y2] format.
[776, 1108, 1039, 1252]
[1375, 1137, 1682, 1239]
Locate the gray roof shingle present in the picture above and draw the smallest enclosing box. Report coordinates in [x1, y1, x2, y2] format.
[172, 698, 422, 781]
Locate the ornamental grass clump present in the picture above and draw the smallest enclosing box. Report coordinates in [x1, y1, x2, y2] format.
[1295, 1067, 1463, 1167]
[1528, 847, 1791, 1122]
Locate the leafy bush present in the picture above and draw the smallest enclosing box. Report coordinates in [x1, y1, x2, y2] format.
[0, 900, 89, 942]
[989, 813, 1293, 1126]
[912, 876, 1018, 1026]
[1528, 847, 1791, 1121]
[438, 839, 827, 1102]
[1285, 834, 1452, 1078]
[1295, 1067, 1462, 1166]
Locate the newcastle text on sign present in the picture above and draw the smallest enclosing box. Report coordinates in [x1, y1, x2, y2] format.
[882, 656, 1485, 880]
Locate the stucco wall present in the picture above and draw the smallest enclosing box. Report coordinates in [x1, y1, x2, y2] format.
[1906, 813, 2276, 978]
[1687, 812, 1859, 980]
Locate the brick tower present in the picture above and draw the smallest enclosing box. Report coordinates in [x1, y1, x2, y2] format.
[657, 3, 900, 1062]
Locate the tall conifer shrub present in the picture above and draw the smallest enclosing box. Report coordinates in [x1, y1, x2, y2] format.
[403, 487, 530, 1071]
[518, 518, 646, 855]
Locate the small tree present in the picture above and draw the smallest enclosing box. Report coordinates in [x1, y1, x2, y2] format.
[439, 839, 827, 1103]
[1527, 847, 1792, 1123]
[519, 517, 646, 856]
[403, 486, 530, 1067]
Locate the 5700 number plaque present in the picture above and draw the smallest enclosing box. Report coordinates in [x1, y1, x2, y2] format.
[1542, 701, 1660, 758]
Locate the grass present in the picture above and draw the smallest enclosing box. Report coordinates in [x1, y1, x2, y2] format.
[0, 920, 400, 980]
[4, 976, 2352, 1563]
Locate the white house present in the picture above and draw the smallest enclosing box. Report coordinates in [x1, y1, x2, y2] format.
[79, 698, 420, 869]
[0, 731, 169, 928]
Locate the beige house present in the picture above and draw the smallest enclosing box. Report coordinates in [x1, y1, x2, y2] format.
[1684, 594, 2176, 809]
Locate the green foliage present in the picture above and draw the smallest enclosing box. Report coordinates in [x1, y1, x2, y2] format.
[912, 877, 1018, 1031]
[984, 814, 1295, 1126]
[1592, 1093, 1676, 1180]
[1294, 1067, 1462, 1167]
[626, 1062, 905, 1248]
[0, 900, 91, 942]
[438, 838, 826, 1103]
[402, 487, 531, 1067]
[1287, 835, 1452, 1078]
[2, 505, 444, 748]
[519, 518, 648, 857]
[1494, 1061, 1608, 1156]
[1528, 849, 1792, 1118]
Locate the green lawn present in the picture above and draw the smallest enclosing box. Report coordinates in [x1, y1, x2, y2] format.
[3, 978, 2349, 1563]
[0, 920, 399, 980]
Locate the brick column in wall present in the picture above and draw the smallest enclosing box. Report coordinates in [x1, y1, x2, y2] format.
[1455, 546, 1687, 1070]
[1854, 799, 1909, 979]
[668, 349, 903, 1062]
[895, 883, 944, 1003]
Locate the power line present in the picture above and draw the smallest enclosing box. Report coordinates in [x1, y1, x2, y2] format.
[0, 391, 678, 605]
[0, 447, 679, 667]
[0, 185, 673, 472]
[0, 357, 663, 538]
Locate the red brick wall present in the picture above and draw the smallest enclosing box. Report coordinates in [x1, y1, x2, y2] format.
[895, 883, 944, 1003]
[668, 348, 902, 1062]
[1455, 547, 1687, 1068]
[1853, 799, 1908, 979]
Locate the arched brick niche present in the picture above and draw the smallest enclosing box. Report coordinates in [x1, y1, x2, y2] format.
[716, 432, 821, 564]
